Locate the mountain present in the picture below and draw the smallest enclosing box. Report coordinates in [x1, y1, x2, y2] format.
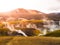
[0, 8, 47, 20]
[9, 8, 47, 19]
[10, 8, 42, 14]
[47, 13, 60, 21]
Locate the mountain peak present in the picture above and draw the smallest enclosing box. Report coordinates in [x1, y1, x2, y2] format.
[12, 8, 44, 15]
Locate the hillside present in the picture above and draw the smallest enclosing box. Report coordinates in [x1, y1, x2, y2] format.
[45, 30, 60, 37]
[0, 8, 47, 20]
[46, 13, 60, 21]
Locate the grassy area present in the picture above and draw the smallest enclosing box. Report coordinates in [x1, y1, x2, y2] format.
[45, 30, 60, 37]
[0, 36, 60, 45]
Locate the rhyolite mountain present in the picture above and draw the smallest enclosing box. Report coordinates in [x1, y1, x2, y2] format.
[0, 8, 60, 20]
[0, 8, 47, 20]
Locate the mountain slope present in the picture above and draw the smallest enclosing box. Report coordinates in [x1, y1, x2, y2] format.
[47, 13, 60, 20]
[0, 8, 47, 20]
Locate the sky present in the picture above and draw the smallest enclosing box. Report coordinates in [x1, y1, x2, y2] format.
[0, 0, 60, 13]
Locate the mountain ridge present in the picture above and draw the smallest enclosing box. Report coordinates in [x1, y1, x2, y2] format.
[0, 8, 47, 20]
